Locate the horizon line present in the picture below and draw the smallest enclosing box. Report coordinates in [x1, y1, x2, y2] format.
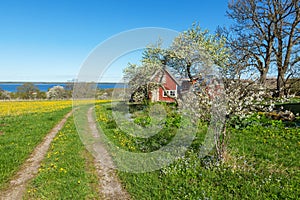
[0, 81, 126, 84]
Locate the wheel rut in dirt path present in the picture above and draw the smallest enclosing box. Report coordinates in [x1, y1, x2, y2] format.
[0, 110, 73, 200]
[87, 107, 131, 200]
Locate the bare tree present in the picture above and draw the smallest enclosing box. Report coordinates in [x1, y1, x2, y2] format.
[227, 0, 276, 84]
[227, 0, 300, 97]
[271, 0, 300, 97]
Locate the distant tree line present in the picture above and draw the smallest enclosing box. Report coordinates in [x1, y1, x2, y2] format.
[0, 82, 119, 100]
[0, 83, 72, 100]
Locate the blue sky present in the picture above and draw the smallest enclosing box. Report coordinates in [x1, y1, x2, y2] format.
[0, 0, 231, 82]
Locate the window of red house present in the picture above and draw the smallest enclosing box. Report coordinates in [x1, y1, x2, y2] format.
[163, 90, 176, 97]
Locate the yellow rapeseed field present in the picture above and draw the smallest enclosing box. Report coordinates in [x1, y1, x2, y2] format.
[0, 100, 111, 116]
[0, 100, 73, 116]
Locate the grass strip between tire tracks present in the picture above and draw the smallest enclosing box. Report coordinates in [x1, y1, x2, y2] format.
[24, 115, 100, 199]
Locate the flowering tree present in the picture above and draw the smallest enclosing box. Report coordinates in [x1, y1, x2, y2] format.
[124, 46, 181, 103]
[169, 24, 228, 81]
[123, 61, 162, 103]
[124, 24, 275, 162]
[0, 88, 10, 100]
[47, 86, 67, 99]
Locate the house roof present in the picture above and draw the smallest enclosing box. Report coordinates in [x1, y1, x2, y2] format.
[163, 67, 181, 86]
[150, 67, 181, 86]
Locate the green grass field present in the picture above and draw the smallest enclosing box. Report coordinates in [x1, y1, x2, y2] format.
[0, 101, 299, 199]
[0, 107, 71, 190]
[95, 103, 300, 199]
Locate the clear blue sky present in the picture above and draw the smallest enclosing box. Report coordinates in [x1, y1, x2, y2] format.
[0, 0, 231, 82]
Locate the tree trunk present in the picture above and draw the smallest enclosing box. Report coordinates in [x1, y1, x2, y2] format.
[259, 70, 267, 85]
[277, 68, 285, 97]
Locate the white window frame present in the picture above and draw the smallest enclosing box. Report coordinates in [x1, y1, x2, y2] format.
[163, 90, 177, 97]
[163, 90, 168, 97]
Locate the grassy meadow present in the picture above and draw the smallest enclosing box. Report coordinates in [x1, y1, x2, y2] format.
[0, 100, 299, 199]
[95, 103, 300, 199]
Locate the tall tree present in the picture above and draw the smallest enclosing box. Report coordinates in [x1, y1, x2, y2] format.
[227, 0, 276, 84]
[271, 0, 300, 97]
[227, 0, 300, 96]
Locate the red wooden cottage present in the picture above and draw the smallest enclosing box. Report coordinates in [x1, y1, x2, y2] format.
[149, 68, 180, 103]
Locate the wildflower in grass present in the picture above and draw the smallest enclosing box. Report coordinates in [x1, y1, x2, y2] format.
[129, 146, 136, 151]
[50, 163, 57, 169]
[59, 167, 67, 173]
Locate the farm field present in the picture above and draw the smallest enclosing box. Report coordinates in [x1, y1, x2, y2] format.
[0, 101, 73, 190]
[0, 100, 113, 198]
[0, 100, 299, 199]
[0, 100, 73, 116]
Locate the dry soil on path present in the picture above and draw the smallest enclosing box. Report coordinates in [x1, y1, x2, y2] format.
[87, 106, 130, 200]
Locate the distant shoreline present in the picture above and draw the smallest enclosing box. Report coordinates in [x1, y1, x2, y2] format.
[0, 81, 124, 84]
[0, 82, 126, 92]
